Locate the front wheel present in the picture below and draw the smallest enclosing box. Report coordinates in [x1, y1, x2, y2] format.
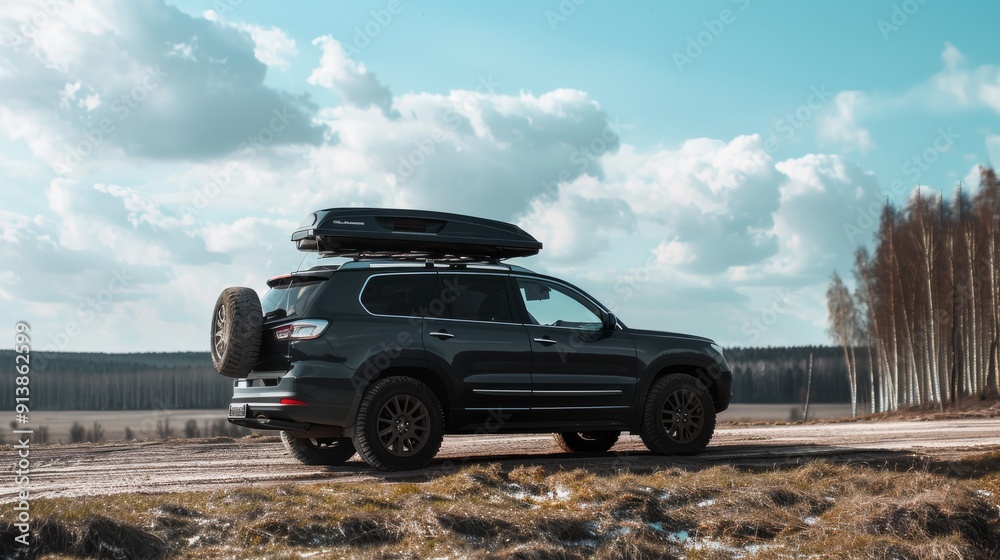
[639, 374, 716, 456]
[553, 431, 621, 453]
[353, 377, 444, 471]
[280, 431, 356, 466]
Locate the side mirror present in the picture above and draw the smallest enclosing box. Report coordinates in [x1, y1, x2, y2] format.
[602, 312, 617, 331]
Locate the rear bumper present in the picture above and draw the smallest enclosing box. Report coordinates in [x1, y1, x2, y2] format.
[228, 360, 364, 435]
[229, 415, 313, 433]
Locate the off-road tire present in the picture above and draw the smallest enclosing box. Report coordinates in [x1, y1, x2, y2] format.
[553, 431, 621, 453]
[353, 376, 444, 471]
[210, 287, 262, 378]
[639, 373, 716, 455]
[280, 431, 356, 466]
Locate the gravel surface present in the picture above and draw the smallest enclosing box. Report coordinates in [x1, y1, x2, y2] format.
[9, 418, 1000, 499]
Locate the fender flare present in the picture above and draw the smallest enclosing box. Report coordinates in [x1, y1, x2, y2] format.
[632, 355, 726, 427]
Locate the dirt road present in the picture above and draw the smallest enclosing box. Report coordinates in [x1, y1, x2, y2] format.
[10, 418, 1000, 499]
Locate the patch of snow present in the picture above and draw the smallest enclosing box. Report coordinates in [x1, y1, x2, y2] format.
[687, 538, 781, 559]
[804, 516, 819, 525]
[667, 529, 689, 542]
[506, 482, 570, 503]
[543, 485, 571, 501]
[697, 499, 716, 507]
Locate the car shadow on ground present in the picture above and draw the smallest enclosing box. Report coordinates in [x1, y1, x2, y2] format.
[327, 443, 999, 482]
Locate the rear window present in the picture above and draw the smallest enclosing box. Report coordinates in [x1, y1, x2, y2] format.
[261, 278, 326, 320]
[436, 274, 514, 323]
[361, 274, 437, 317]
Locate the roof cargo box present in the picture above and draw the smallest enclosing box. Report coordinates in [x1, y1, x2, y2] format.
[291, 208, 542, 261]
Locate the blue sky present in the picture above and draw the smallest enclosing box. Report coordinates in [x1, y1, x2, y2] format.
[1, 0, 998, 352]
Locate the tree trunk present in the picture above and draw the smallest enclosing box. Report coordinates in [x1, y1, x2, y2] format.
[803, 353, 814, 422]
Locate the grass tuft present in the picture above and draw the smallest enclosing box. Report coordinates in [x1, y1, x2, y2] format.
[73, 516, 168, 560]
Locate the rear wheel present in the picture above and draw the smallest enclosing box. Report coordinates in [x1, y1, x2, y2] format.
[210, 287, 262, 378]
[553, 431, 621, 453]
[639, 374, 716, 455]
[280, 431, 356, 466]
[353, 376, 444, 471]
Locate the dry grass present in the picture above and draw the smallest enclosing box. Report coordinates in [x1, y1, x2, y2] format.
[723, 394, 1000, 427]
[842, 393, 1000, 424]
[6, 453, 1000, 559]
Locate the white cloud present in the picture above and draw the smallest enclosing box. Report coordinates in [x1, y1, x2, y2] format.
[308, 36, 397, 117]
[764, 154, 879, 277]
[58, 81, 82, 109]
[817, 91, 873, 153]
[78, 93, 101, 111]
[963, 164, 985, 192]
[0, 0, 324, 163]
[239, 24, 297, 70]
[987, 134, 1000, 168]
[931, 42, 1000, 112]
[518, 188, 636, 260]
[202, 10, 298, 70]
[167, 38, 198, 61]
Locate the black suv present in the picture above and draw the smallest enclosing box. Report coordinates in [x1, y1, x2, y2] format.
[211, 208, 731, 471]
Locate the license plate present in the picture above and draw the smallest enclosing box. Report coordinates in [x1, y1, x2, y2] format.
[228, 403, 247, 418]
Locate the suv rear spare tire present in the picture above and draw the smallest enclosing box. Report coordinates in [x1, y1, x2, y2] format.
[211, 287, 263, 378]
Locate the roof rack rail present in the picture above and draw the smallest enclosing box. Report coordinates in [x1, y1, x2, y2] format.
[292, 208, 542, 261]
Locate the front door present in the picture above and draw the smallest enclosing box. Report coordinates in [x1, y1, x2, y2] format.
[513, 276, 638, 422]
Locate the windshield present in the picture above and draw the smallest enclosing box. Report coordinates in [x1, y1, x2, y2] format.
[261, 278, 326, 321]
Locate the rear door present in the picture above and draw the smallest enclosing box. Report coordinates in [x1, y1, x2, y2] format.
[422, 273, 533, 425]
[255, 273, 332, 372]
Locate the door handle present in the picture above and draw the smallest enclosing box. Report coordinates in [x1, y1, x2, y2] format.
[430, 331, 455, 340]
[533, 337, 557, 346]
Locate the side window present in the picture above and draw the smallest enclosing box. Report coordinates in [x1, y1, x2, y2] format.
[361, 274, 437, 316]
[435, 274, 514, 323]
[515, 278, 602, 329]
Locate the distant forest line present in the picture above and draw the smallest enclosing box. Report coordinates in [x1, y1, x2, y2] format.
[0, 346, 861, 410]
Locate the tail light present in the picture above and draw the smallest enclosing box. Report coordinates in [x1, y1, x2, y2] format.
[274, 319, 330, 340]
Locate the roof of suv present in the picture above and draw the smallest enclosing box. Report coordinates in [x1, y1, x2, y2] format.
[268, 261, 536, 287]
